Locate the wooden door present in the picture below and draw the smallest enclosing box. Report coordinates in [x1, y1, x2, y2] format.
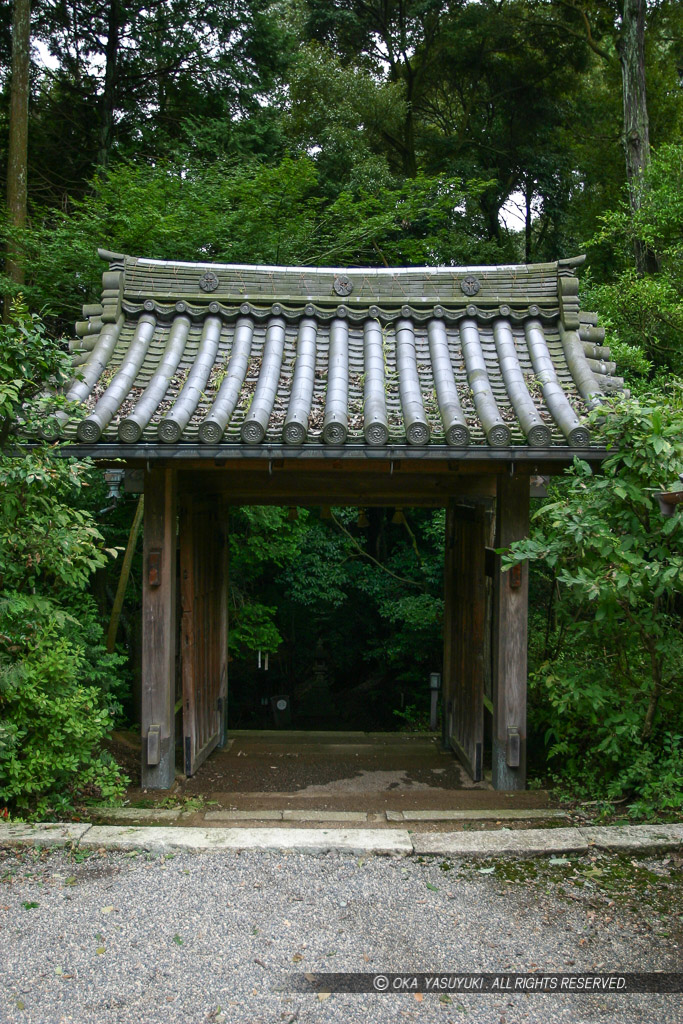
[443, 502, 486, 781]
[180, 495, 228, 776]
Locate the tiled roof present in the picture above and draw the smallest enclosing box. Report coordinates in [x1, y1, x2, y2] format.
[57, 250, 623, 453]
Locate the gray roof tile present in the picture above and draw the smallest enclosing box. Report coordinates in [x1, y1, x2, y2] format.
[53, 252, 623, 454]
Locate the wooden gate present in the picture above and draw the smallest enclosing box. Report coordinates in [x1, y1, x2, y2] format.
[180, 494, 228, 776]
[443, 502, 486, 781]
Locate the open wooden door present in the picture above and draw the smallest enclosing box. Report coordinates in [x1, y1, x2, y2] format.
[180, 494, 228, 777]
[443, 502, 486, 781]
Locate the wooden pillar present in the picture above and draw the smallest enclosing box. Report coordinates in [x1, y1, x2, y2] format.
[141, 467, 177, 789]
[217, 497, 229, 747]
[180, 494, 228, 776]
[492, 473, 529, 790]
[443, 502, 486, 782]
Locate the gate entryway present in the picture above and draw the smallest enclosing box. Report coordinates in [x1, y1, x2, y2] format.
[57, 250, 614, 793]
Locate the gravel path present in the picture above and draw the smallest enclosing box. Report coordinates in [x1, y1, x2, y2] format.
[0, 845, 681, 1024]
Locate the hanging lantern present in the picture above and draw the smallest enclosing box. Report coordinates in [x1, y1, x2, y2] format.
[103, 468, 125, 502]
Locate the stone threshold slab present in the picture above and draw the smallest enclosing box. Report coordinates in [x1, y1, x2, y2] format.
[412, 822, 683, 857]
[0, 822, 92, 847]
[387, 809, 569, 822]
[413, 827, 589, 857]
[1, 821, 681, 858]
[79, 825, 411, 855]
[581, 823, 683, 850]
[90, 807, 185, 822]
[204, 810, 368, 823]
[94, 807, 563, 824]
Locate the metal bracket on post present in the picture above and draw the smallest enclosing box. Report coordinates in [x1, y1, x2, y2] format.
[508, 563, 523, 590]
[148, 549, 162, 587]
[506, 727, 520, 767]
[147, 724, 161, 766]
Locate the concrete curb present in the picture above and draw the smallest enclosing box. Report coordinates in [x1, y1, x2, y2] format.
[1, 821, 682, 858]
[412, 826, 588, 857]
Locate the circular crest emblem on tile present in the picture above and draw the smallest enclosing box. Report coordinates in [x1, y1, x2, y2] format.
[460, 275, 481, 297]
[199, 271, 219, 293]
[333, 274, 353, 297]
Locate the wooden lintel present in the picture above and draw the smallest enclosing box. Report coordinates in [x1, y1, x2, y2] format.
[177, 470, 496, 506]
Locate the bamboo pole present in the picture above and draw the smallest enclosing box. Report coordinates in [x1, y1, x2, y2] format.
[107, 495, 144, 653]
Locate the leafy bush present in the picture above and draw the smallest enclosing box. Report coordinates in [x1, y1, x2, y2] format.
[0, 303, 127, 818]
[0, 595, 127, 817]
[506, 391, 683, 815]
[586, 144, 683, 374]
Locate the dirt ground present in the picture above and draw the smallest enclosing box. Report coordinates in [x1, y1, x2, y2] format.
[107, 730, 556, 817]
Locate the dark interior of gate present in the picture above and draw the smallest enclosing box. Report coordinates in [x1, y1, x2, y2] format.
[56, 250, 623, 794]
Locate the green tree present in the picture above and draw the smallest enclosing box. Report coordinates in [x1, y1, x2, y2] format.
[586, 143, 683, 374]
[504, 393, 683, 812]
[0, 300, 127, 818]
[4, 0, 30, 306]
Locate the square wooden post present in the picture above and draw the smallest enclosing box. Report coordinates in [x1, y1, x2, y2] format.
[492, 473, 529, 790]
[141, 467, 177, 789]
[443, 501, 486, 782]
[217, 497, 229, 747]
[180, 493, 228, 776]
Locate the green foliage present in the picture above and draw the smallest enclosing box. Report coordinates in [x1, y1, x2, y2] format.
[231, 506, 447, 729]
[506, 392, 683, 813]
[0, 297, 73, 441]
[0, 594, 127, 817]
[228, 506, 310, 656]
[586, 144, 683, 374]
[0, 307, 126, 818]
[393, 703, 434, 733]
[17, 157, 511, 329]
[0, 450, 114, 594]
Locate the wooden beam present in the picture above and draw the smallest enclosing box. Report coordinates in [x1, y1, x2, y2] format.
[178, 470, 496, 507]
[492, 473, 530, 790]
[141, 468, 177, 789]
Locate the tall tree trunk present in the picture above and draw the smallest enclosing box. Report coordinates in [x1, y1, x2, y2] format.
[98, 0, 120, 168]
[4, 0, 31, 315]
[618, 0, 656, 274]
